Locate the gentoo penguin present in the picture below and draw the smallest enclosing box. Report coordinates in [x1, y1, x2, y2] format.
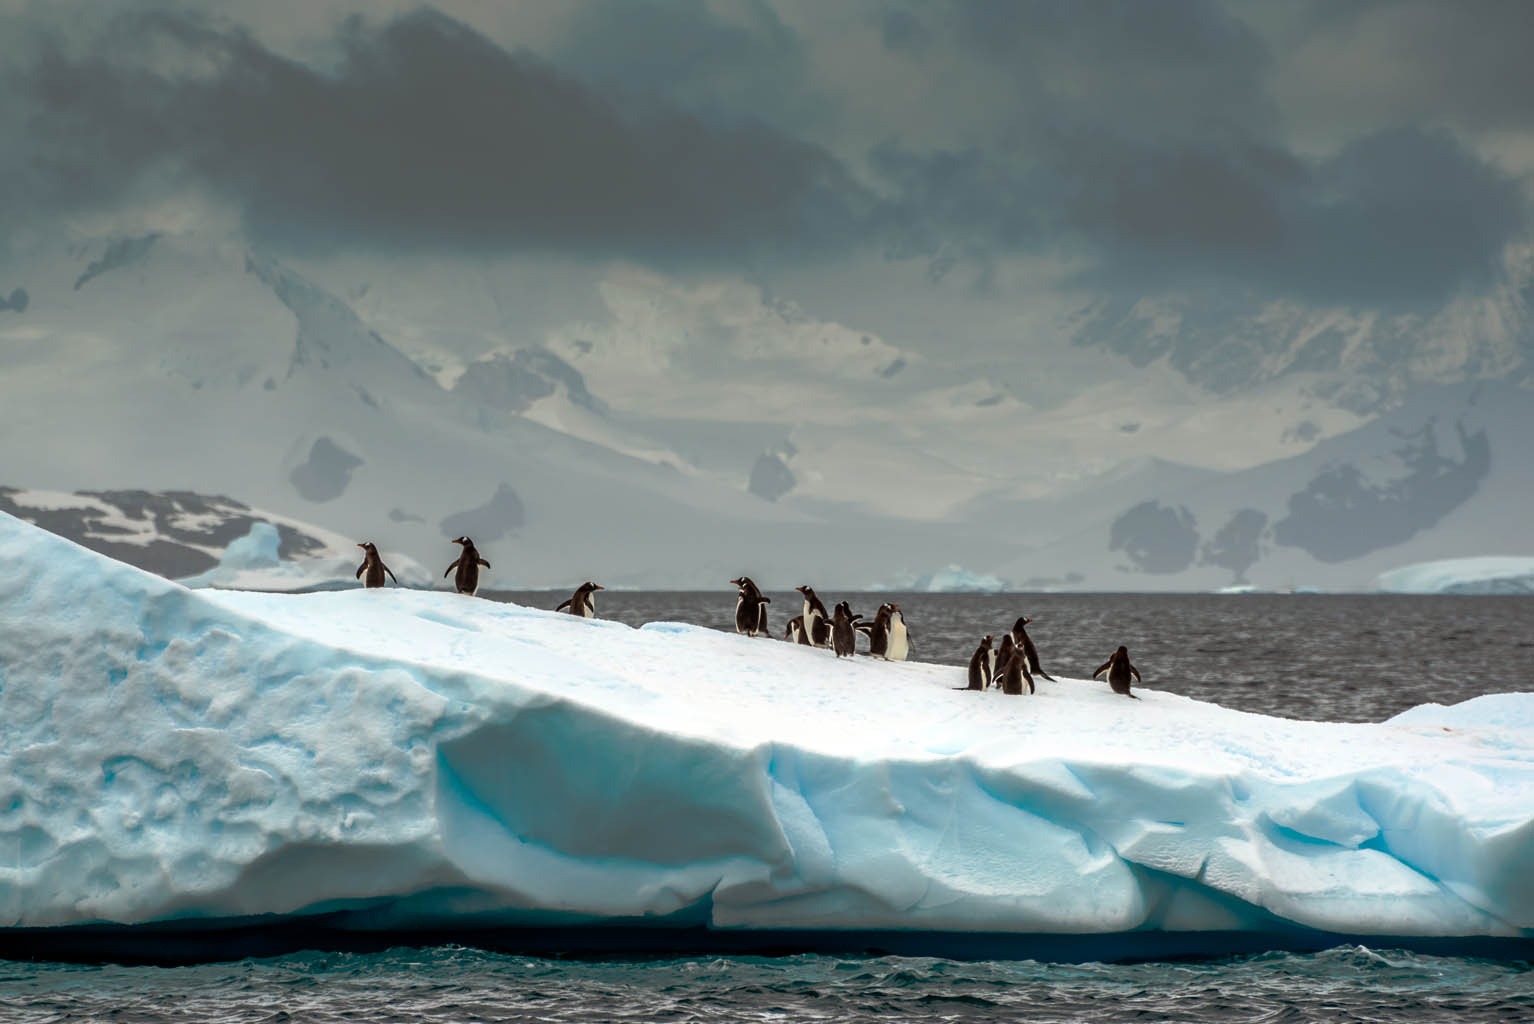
[795, 586, 832, 648]
[857, 603, 892, 658]
[444, 536, 490, 595]
[886, 603, 911, 661]
[964, 635, 993, 690]
[730, 577, 770, 637]
[996, 642, 1035, 696]
[785, 615, 811, 645]
[831, 601, 861, 658]
[1093, 646, 1142, 699]
[1009, 616, 1056, 682]
[354, 542, 397, 589]
[556, 581, 604, 618]
[994, 633, 1016, 688]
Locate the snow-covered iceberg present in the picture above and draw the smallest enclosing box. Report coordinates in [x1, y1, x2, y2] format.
[178, 521, 432, 592]
[1375, 556, 1534, 595]
[2, 511, 1532, 958]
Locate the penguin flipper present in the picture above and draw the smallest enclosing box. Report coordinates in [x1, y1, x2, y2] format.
[384, 565, 398, 584]
[854, 622, 872, 635]
[1130, 665, 1142, 683]
[356, 562, 365, 580]
[1036, 669, 1056, 681]
[478, 559, 491, 569]
[555, 598, 572, 612]
[444, 557, 461, 578]
[1092, 662, 1111, 679]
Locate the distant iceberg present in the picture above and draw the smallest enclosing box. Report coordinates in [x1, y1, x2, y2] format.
[1374, 556, 1534, 595]
[874, 565, 1010, 593]
[179, 521, 430, 592]
[2, 511, 1532, 959]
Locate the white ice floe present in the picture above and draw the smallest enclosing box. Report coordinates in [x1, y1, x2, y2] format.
[1374, 556, 1534, 595]
[1, 511, 1532, 946]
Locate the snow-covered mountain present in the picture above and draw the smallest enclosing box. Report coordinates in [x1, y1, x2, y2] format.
[1, 229, 1529, 590]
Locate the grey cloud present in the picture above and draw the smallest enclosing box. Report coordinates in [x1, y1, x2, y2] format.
[13, 7, 871, 265]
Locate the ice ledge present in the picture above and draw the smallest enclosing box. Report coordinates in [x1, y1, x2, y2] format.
[1, 511, 1532, 953]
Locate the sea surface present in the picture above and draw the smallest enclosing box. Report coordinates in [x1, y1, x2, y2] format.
[7, 592, 1532, 1022]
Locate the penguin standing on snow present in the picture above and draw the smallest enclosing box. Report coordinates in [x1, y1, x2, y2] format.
[964, 635, 994, 690]
[795, 586, 832, 648]
[996, 638, 1035, 695]
[1009, 616, 1056, 682]
[858, 603, 892, 658]
[444, 536, 491, 595]
[355, 542, 398, 588]
[730, 577, 770, 637]
[831, 601, 861, 658]
[556, 581, 604, 618]
[1093, 646, 1142, 699]
[785, 615, 811, 645]
[886, 603, 911, 661]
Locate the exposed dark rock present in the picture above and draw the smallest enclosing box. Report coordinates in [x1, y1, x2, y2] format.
[440, 483, 525, 542]
[74, 235, 160, 290]
[454, 347, 606, 415]
[0, 287, 27, 313]
[748, 453, 796, 502]
[1199, 508, 1268, 581]
[880, 358, 907, 378]
[1109, 501, 1199, 574]
[288, 437, 364, 503]
[1273, 419, 1490, 562]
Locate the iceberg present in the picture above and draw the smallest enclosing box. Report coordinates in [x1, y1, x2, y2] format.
[178, 521, 431, 592]
[1374, 556, 1534, 595]
[2, 510, 1532, 960]
[874, 565, 1010, 593]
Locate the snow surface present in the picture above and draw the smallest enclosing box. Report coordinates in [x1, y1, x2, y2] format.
[1374, 557, 1534, 595]
[2, 511, 1533, 946]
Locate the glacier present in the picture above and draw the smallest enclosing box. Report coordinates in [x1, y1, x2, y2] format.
[1374, 556, 1534, 595]
[2, 510, 1532, 961]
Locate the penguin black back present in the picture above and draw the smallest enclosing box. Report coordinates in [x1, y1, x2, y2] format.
[1093, 645, 1142, 698]
[964, 635, 993, 690]
[355, 542, 397, 589]
[831, 601, 861, 658]
[796, 586, 832, 648]
[996, 643, 1034, 696]
[731, 577, 770, 637]
[857, 603, 891, 658]
[444, 536, 491, 595]
[557, 581, 605, 618]
[1010, 616, 1055, 682]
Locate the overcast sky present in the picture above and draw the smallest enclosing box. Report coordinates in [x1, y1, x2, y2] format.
[4, 0, 1531, 360]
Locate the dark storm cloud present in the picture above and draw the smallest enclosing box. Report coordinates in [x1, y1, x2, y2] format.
[868, 0, 1528, 307]
[7, 0, 1531, 309]
[12, 7, 869, 264]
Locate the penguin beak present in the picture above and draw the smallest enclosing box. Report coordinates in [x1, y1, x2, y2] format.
[795, 586, 807, 594]
[593, 585, 605, 591]
[357, 543, 365, 548]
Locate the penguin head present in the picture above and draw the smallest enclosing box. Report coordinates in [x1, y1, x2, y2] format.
[981, 634, 993, 648]
[1012, 616, 1033, 631]
[579, 581, 604, 594]
[795, 585, 813, 596]
[357, 541, 378, 554]
[1115, 645, 1129, 658]
[452, 536, 473, 547]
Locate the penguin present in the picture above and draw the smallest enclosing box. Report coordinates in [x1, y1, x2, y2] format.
[994, 633, 1016, 689]
[785, 615, 811, 645]
[1093, 645, 1142, 699]
[831, 601, 861, 658]
[857, 603, 891, 658]
[886, 603, 911, 661]
[964, 635, 993, 690]
[444, 536, 490, 595]
[1009, 616, 1056, 682]
[795, 586, 832, 648]
[996, 642, 1035, 696]
[354, 542, 398, 589]
[730, 577, 770, 637]
[556, 581, 604, 618]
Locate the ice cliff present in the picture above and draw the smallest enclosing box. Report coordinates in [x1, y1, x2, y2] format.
[1, 511, 1531, 955]
[1375, 556, 1534, 595]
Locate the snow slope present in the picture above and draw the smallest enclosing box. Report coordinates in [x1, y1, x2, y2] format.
[3, 512, 1532, 956]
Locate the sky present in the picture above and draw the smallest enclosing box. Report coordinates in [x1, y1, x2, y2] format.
[3, 0, 1531, 390]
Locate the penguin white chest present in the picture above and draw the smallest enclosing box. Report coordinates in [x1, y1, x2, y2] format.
[581, 595, 595, 618]
[887, 617, 909, 660]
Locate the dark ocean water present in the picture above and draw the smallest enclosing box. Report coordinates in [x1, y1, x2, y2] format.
[7, 593, 1532, 1021]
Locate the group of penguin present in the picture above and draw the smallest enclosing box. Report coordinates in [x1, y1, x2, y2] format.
[729, 578, 910, 660]
[356, 539, 1144, 697]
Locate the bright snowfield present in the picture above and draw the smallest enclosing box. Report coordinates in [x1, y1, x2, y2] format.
[178, 521, 431, 593]
[2, 513, 1533, 956]
[1375, 557, 1534, 595]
